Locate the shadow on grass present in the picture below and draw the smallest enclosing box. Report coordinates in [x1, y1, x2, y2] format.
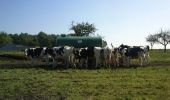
[0, 61, 160, 71]
[0, 53, 170, 70]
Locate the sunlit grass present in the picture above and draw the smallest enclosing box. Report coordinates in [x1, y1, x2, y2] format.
[150, 49, 170, 61]
[0, 49, 170, 99]
[0, 50, 24, 56]
[0, 67, 170, 99]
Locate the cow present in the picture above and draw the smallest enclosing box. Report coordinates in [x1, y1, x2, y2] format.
[77, 48, 89, 68]
[62, 46, 74, 67]
[94, 47, 112, 68]
[111, 47, 122, 67]
[25, 47, 49, 65]
[72, 47, 95, 68]
[44, 47, 63, 67]
[94, 47, 102, 68]
[45, 46, 74, 68]
[72, 48, 81, 68]
[118, 44, 150, 67]
[140, 45, 150, 65]
[110, 44, 122, 67]
[102, 47, 112, 68]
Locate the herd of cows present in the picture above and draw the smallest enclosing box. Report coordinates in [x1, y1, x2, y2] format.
[25, 44, 150, 68]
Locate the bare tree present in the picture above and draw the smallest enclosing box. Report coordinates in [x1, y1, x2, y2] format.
[155, 29, 170, 52]
[146, 34, 157, 50]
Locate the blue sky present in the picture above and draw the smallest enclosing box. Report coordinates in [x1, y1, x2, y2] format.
[1, 0, 170, 48]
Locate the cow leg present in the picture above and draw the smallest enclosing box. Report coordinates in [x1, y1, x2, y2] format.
[79, 59, 82, 68]
[32, 58, 36, 65]
[95, 58, 99, 68]
[44, 55, 50, 65]
[107, 57, 111, 68]
[105, 59, 107, 68]
[126, 57, 130, 67]
[112, 56, 118, 67]
[113, 57, 116, 67]
[139, 55, 144, 67]
[74, 59, 79, 69]
[86, 58, 88, 69]
[81, 59, 87, 68]
[71, 55, 76, 68]
[105, 59, 108, 68]
[63, 57, 69, 68]
[146, 53, 150, 65]
[117, 57, 120, 67]
[123, 57, 126, 67]
[52, 58, 57, 68]
[30, 57, 35, 66]
[105, 58, 108, 68]
[144, 54, 147, 66]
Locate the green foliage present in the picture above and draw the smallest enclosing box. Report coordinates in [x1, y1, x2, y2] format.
[70, 22, 96, 36]
[47, 34, 58, 47]
[0, 32, 12, 47]
[37, 32, 58, 47]
[20, 33, 39, 46]
[9, 33, 39, 46]
[1, 31, 58, 47]
[37, 31, 49, 47]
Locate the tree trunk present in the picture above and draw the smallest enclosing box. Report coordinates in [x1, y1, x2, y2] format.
[164, 45, 167, 52]
[150, 44, 153, 50]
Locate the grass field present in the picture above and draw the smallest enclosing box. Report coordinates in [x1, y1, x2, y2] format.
[0, 49, 170, 100]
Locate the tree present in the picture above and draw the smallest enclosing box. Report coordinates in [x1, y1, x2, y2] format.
[9, 33, 39, 46]
[146, 34, 157, 50]
[70, 22, 96, 36]
[37, 31, 49, 47]
[0, 31, 12, 47]
[48, 34, 58, 47]
[155, 29, 170, 52]
[9, 33, 20, 44]
[37, 31, 57, 47]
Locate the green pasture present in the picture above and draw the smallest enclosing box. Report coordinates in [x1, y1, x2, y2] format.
[0, 50, 24, 55]
[0, 49, 170, 99]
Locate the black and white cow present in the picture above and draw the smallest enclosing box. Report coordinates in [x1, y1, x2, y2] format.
[72, 47, 95, 68]
[111, 47, 122, 67]
[94, 47, 112, 68]
[25, 47, 49, 64]
[140, 45, 150, 64]
[102, 47, 112, 68]
[45, 46, 74, 68]
[72, 48, 81, 67]
[118, 44, 150, 67]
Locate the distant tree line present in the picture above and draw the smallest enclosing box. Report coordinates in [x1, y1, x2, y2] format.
[146, 29, 170, 52]
[0, 21, 108, 47]
[0, 31, 58, 47]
